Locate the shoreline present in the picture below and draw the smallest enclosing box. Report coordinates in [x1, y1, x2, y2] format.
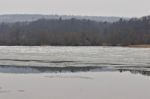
[128, 45, 150, 48]
[0, 45, 150, 48]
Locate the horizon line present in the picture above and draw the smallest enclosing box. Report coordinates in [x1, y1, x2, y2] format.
[0, 13, 149, 18]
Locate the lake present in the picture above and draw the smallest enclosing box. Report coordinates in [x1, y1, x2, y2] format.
[0, 46, 150, 99]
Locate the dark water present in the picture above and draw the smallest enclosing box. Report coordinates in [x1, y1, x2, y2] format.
[0, 65, 150, 77]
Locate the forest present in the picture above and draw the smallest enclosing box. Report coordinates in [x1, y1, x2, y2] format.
[0, 16, 149, 46]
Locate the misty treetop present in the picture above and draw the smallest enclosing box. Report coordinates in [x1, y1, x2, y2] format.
[0, 16, 150, 46]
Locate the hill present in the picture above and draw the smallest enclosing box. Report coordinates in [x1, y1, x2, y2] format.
[0, 14, 125, 23]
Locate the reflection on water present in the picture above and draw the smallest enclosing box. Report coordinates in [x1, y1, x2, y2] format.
[45, 75, 93, 79]
[0, 65, 150, 77]
[0, 65, 104, 73]
[119, 69, 150, 77]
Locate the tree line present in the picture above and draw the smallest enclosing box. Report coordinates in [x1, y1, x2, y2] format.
[0, 16, 149, 46]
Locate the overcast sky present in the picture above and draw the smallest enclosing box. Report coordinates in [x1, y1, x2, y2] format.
[0, 0, 149, 17]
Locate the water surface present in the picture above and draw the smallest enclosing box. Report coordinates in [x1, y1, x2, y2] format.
[0, 72, 150, 99]
[0, 46, 150, 99]
[0, 46, 149, 67]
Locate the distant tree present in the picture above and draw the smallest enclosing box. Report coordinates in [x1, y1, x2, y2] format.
[0, 16, 149, 46]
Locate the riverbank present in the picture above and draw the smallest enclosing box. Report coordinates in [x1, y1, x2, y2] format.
[128, 45, 150, 48]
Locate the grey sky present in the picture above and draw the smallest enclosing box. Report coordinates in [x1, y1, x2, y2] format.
[0, 0, 149, 17]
